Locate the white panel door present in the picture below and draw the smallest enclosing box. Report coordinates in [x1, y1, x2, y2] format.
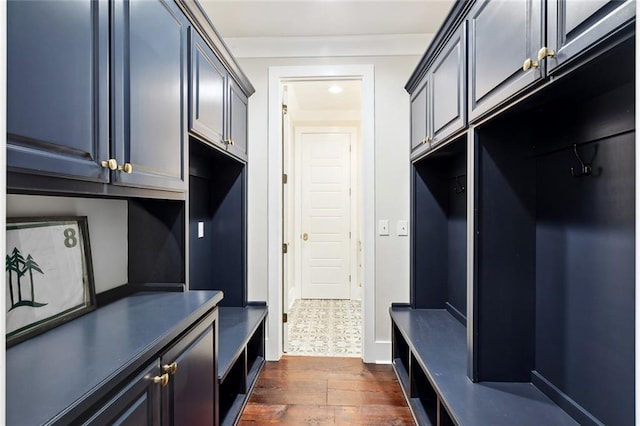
[300, 130, 351, 299]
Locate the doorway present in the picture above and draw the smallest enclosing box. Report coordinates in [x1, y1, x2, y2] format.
[266, 64, 375, 362]
[282, 80, 362, 357]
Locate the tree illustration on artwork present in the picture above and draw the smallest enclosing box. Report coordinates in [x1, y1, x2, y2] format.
[24, 255, 44, 305]
[6, 254, 16, 306]
[5, 248, 47, 310]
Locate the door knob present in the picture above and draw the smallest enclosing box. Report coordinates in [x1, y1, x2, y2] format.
[302, 233, 308, 241]
[163, 362, 178, 375]
[100, 158, 118, 171]
[118, 162, 133, 174]
[537, 46, 555, 61]
[153, 373, 169, 387]
[522, 58, 539, 72]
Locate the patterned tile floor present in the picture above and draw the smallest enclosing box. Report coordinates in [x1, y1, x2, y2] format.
[286, 299, 362, 357]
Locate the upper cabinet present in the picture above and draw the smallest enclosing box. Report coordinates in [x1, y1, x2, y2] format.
[189, 27, 227, 152]
[468, 0, 544, 121]
[431, 25, 467, 148]
[111, 0, 188, 192]
[7, 0, 109, 182]
[410, 75, 430, 157]
[546, 0, 635, 73]
[188, 28, 249, 162]
[227, 79, 249, 161]
[410, 25, 466, 159]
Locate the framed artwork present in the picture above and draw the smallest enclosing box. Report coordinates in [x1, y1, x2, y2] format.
[5, 216, 96, 347]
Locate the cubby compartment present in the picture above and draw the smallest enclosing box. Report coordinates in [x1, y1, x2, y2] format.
[219, 352, 246, 425]
[412, 135, 467, 324]
[392, 322, 411, 387]
[128, 198, 185, 286]
[473, 38, 635, 425]
[246, 318, 265, 384]
[189, 138, 246, 305]
[411, 353, 438, 425]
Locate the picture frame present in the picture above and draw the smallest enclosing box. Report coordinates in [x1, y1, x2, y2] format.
[5, 216, 96, 347]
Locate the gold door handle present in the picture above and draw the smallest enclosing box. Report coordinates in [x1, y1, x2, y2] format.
[522, 58, 539, 72]
[302, 233, 308, 241]
[537, 47, 555, 61]
[153, 373, 169, 387]
[100, 159, 118, 171]
[163, 362, 178, 375]
[118, 163, 133, 174]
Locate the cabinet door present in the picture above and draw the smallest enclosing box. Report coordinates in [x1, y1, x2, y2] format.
[161, 312, 216, 425]
[83, 362, 161, 425]
[546, 0, 635, 73]
[468, 0, 543, 121]
[112, 0, 187, 192]
[228, 79, 249, 161]
[7, 0, 109, 182]
[189, 27, 228, 151]
[431, 25, 467, 147]
[410, 75, 430, 157]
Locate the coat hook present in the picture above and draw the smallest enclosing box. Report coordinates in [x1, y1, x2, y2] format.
[454, 175, 465, 194]
[571, 143, 598, 178]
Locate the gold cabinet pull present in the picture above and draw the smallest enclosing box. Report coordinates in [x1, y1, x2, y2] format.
[163, 362, 178, 375]
[537, 46, 555, 61]
[100, 159, 118, 171]
[224, 138, 232, 145]
[522, 58, 539, 72]
[302, 233, 308, 241]
[153, 373, 169, 387]
[118, 163, 133, 174]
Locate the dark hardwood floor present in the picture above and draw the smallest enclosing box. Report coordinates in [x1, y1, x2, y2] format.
[239, 356, 415, 425]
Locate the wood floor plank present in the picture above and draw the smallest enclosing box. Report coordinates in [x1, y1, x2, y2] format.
[239, 356, 415, 425]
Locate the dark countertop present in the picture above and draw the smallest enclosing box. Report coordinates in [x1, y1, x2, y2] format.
[7, 290, 223, 425]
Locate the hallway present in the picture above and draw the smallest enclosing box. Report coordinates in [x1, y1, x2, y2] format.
[239, 357, 414, 425]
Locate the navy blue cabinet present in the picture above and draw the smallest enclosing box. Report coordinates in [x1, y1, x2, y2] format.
[468, 0, 544, 121]
[7, 0, 109, 182]
[227, 79, 249, 161]
[546, 0, 635, 73]
[188, 29, 249, 162]
[83, 362, 161, 425]
[189, 27, 227, 152]
[111, 0, 188, 192]
[161, 315, 216, 425]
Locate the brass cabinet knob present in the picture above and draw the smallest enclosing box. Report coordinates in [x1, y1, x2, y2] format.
[224, 138, 232, 146]
[229, 139, 235, 146]
[118, 163, 133, 174]
[100, 159, 118, 171]
[537, 46, 555, 61]
[522, 58, 539, 72]
[153, 373, 169, 387]
[163, 362, 178, 375]
[302, 233, 308, 241]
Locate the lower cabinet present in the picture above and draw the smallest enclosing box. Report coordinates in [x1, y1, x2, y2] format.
[161, 315, 216, 425]
[84, 362, 162, 425]
[84, 310, 216, 425]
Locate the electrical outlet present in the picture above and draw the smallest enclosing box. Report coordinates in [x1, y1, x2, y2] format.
[397, 220, 408, 236]
[198, 222, 205, 238]
[379, 219, 389, 236]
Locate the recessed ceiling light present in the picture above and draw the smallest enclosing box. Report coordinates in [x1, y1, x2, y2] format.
[328, 85, 343, 94]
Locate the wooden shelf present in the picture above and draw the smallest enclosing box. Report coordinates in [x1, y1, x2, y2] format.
[390, 307, 578, 426]
[218, 305, 267, 381]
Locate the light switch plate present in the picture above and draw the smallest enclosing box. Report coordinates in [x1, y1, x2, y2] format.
[379, 219, 389, 236]
[198, 222, 205, 238]
[397, 220, 408, 236]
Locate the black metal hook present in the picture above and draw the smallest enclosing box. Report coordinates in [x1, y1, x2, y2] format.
[454, 175, 465, 194]
[570, 143, 599, 178]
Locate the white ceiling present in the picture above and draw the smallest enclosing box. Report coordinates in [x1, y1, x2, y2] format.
[199, 1, 454, 38]
[198, 1, 455, 112]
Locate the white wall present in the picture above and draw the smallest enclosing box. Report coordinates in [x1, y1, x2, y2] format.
[6, 195, 128, 294]
[242, 55, 415, 357]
